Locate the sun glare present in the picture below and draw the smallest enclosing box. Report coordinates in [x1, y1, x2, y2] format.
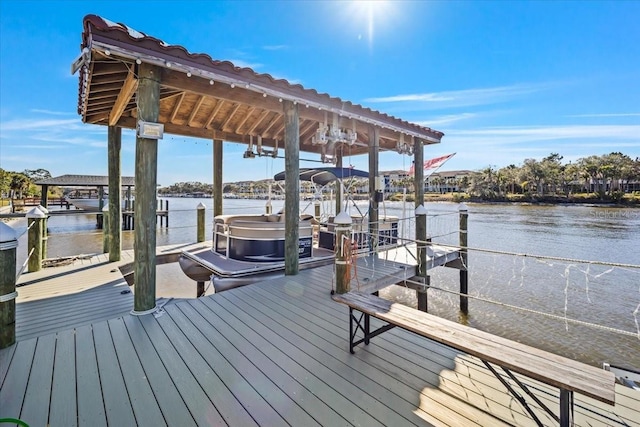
[351, 0, 391, 49]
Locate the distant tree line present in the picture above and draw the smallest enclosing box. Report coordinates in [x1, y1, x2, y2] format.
[0, 168, 54, 200]
[463, 152, 640, 201]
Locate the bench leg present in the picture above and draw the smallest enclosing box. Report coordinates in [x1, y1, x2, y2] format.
[348, 308, 396, 353]
[559, 389, 573, 427]
[349, 308, 370, 354]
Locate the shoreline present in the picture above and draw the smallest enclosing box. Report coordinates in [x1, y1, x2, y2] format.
[390, 193, 640, 208]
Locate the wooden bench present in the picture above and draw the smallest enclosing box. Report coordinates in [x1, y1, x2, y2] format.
[332, 291, 615, 427]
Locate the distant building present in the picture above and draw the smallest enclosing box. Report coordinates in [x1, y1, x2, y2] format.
[425, 170, 473, 193]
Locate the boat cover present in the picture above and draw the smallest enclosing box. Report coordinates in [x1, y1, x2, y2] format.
[273, 167, 368, 186]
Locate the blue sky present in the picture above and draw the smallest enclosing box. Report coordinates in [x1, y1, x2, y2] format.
[1, 0, 638, 185]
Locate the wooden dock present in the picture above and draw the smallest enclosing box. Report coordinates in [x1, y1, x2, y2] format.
[1, 248, 639, 426]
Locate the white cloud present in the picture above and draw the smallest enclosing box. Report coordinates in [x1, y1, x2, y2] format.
[226, 59, 263, 70]
[0, 118, 80, 132]
[29, 109, 76, 116]
[262, 45, 288, 51]
[566, 113, 640, 118]
[415, 113, 478, 126]
[364, 83, 553, 110]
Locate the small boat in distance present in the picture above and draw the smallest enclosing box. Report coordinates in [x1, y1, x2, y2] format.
[64, 196, 108, 211]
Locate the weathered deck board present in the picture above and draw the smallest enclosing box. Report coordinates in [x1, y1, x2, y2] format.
[1, 253, 639, 427]
[107, 318, 167, 427]
[20, 334, 56, 426]
[49, 330, 78, 427]
[75, 324, 107, 427]
[121, 315, 197, 427]
[228, 274, 514, 427]
[0, 339, 36, 421]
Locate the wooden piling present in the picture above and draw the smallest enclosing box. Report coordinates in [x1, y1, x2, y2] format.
[459, 203, 469, 314]
[133, 63, 160, 313]
[334, 212, 352, 294]
[283, 100, 299, 276]
[27, 207, 45, 273]
[102, 205, 110, 254]
[415, 204, 429, 312]
[108, 125, 122, 261]
[196, 202, 206, 242]
[37, 205, 48, 260]
[0, 222, 18, 349]
[368, 125, 379, 254]
[213, 139, 223, 217]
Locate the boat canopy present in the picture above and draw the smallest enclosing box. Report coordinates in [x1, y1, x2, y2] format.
[273, 167, 369, 186]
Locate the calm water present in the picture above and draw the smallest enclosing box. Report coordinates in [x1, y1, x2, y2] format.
[11, 198, 640, 368]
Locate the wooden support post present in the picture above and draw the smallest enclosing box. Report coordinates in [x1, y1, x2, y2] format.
[368, 125, 379, 254]
[283, 100, 299, 276]
[96, 186, 105, 229]
[165, 200, 169, 228]
[213, 139, 223, 217]
[196, 202, 206, 242]
[0, 223, 18, 349]
[334, 212, 352, 294]
[27, 207, 45, 272]
[415, 204, 429, 312]
[459, 203, 469, 315]
[40, 184, 49, 208]
[102, 205, 109, 254]
[335, 150, 343, 215]
[414, 136, 424, 208]
[133, 63, 160, 313]
[108, 126, 122, 261]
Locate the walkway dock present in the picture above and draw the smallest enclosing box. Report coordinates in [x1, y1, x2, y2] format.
[1, 246, 638, 426]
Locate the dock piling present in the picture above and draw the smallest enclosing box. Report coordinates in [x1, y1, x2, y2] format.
[27, 207, 45, 273]
[102, 205, 110, 254]
[334, 212, 353, 294]
[0, 222, 18, 349]
[196, 202, 206, 242]
[415, 204, 429, 312]
[459, 203, 469, 315]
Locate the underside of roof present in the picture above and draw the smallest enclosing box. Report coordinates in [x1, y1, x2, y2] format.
[76, 14, 443, 158]
[35, 174, 136, 187]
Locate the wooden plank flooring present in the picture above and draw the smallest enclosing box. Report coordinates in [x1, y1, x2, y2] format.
[1, 258, 639, 426]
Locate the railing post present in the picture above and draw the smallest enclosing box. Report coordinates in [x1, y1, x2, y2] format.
[27, 207, 45, 272]
[415, 204, 429, 312]
[459, 203, 469, 315]
[334, 211, 353, 294]
[102, 204, 110, 254]
[37, 205, 49, 259]
[196, 202, 206, 242]
[265, 199, 272, 215]
[0, 222, 18, 349]
[314, 200, 321, 221]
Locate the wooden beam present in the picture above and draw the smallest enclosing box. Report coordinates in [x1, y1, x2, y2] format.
[220, 103, 241, 132]
[283, 100, 299, 276]
[246, 109, 270, 135]
[134, 62, 161, 313]
[187, 95, 205, 126]
[159, 69, 442, 142]
[234, 106, 255, 133]
[109, 70, 138, 126]
[205, 99, 225, 129]
[170, 92, 185, 123]
[261, 112, 282, 136]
